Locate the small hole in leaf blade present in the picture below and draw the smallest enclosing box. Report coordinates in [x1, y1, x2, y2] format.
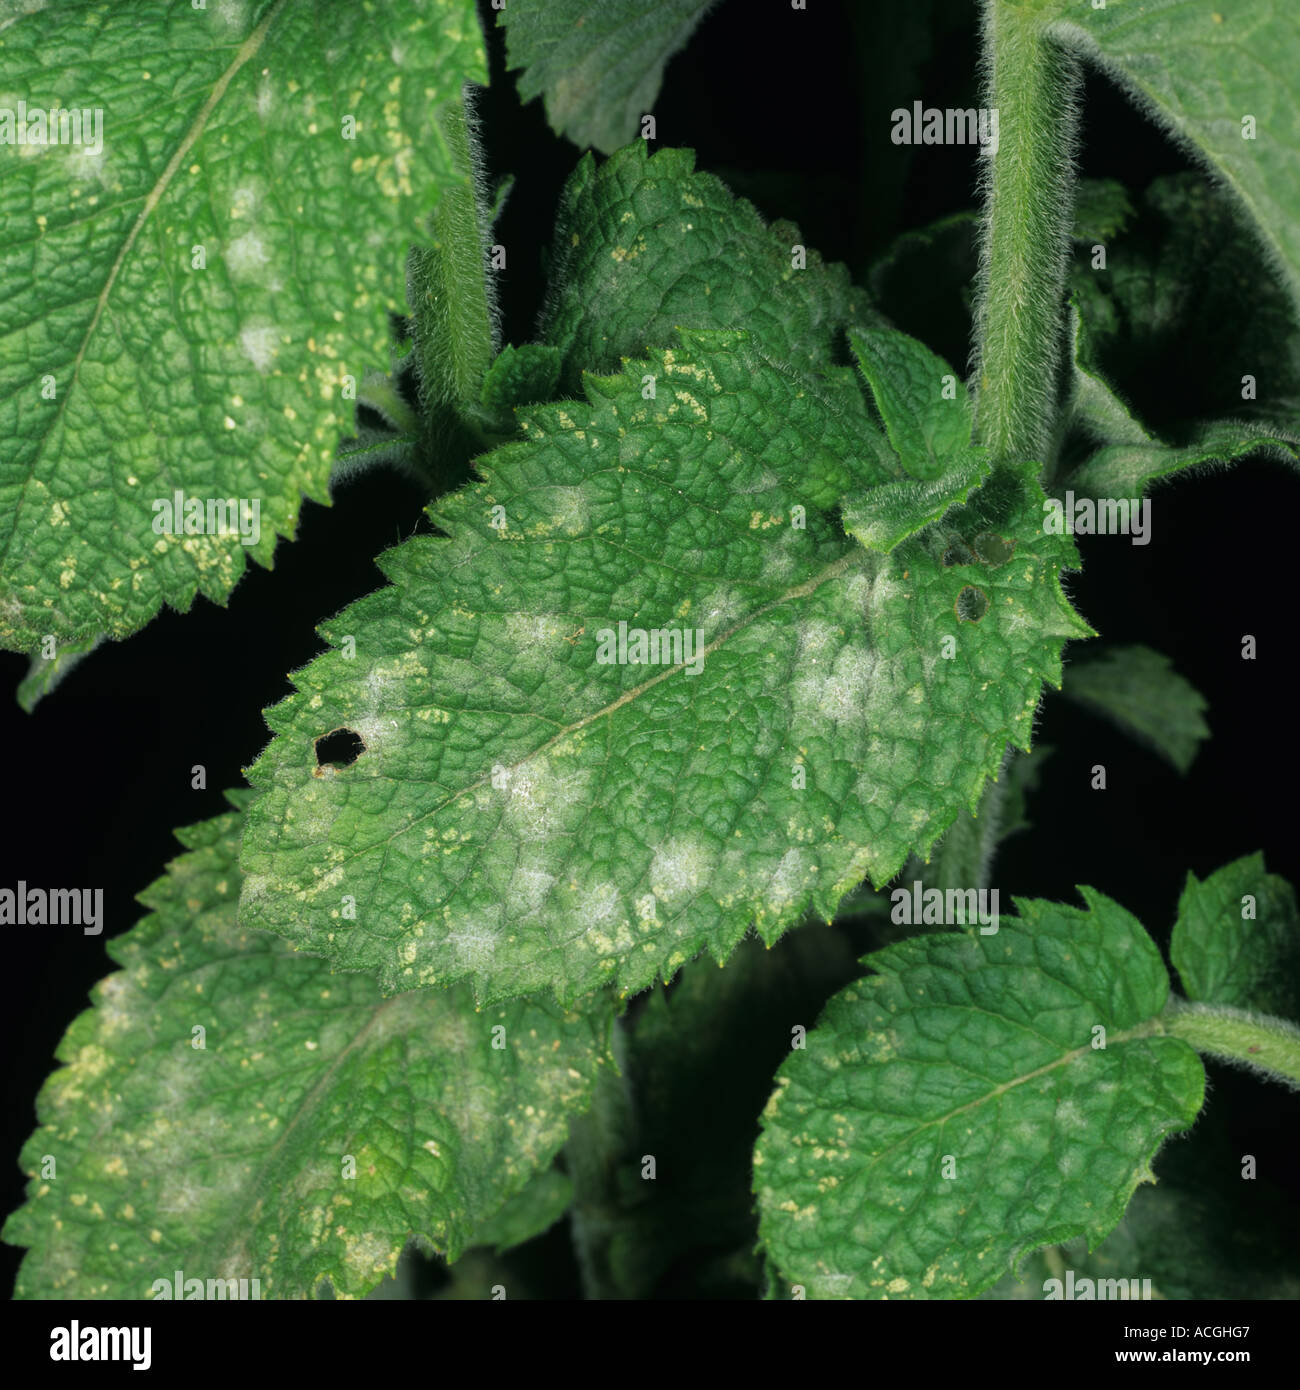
[314, 728, 366, 769]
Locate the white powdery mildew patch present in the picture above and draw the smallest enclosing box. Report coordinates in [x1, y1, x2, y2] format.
[506, 866, 557, 917]
[446, 921, 500, 974]
[797, 618, 838, 660]
[735, 466, 781, 496]
[792, 642, 875, 726]
[697, 585, 742, 642]
[94, 972, 134, 1036]
[152, 1051, 204, 1115]
[585, 880, 624, 926]
[239, 322, 278, 372]
[348, 713, 399, 759]
[501, 756, 593, 843]
[340, 1230, 395, 1288]
[503, 611, 566, 652]
[224, 229, 270, 281]
[284, 783, 343, 848]
[214, 0, 249, 32]
[839, 569, 873, 616]
[763, 847, 815, 915]
[1053, 1098, 1086, 1131]
[543, 486, 589, 536]
[650, 836, 718, 906]
[759, 527, 802, 583]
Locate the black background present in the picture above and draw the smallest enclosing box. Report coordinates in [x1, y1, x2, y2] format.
[2, 0, 1296, 1298]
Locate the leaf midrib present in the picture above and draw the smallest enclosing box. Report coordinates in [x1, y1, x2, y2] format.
[323, 543, 872, 869]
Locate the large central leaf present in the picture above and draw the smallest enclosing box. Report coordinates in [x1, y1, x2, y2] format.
[0, 0, 486, 652]
[240, 329, 1088, 1005]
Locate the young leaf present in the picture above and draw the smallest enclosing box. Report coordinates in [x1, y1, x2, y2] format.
[479, 343, 565, 421]
[539, 143, 873, 403]
[239, 330, 1089, 1007]
[500, 0, 715, 154]
[1070, 178, 1135, 245]
[840, 328, 992, 552]
[1066, 303, 1153, 451]
[754, 889, 1206, 1299]
[1062, 643, 1209, 775]
[1048, 0, 1300, 314]
[3, 796, 611, 1299]
[849, 326, 977, 481]
[1170, 853, 1300, 1019]
[0, 0, 486, 653]
[1069, 418, 1298, 502]
[16, 636, 104, 713]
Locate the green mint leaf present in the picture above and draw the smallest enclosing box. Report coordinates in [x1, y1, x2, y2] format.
[841, 459, 994, 556]
[1049, 0, 1300, 313]
[754, 889, 1206, 1299]
[479, 343, 565, 420]
[849, 326, 978, 480]
[0, 0, 486, 653]
[239, 331, 1088, 1006]
[500, 0, 714, 154]
[1062, 644, 1209, 775]
[1071, 178, 1135, 245]
[16, 636, 103, 713]
[1069, 417, 1298, 499]
[1066, 302, 1152, 450]
[840, 326, 992, 552]
[1170, 853, 1300, 1018]
[329, 425, 420, 493]
[539, 144, 872, 405]
[3, 797, 610, 1299]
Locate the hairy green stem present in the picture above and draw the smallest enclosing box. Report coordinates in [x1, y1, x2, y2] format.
[973, 1, 1081, 464]
[1163, 998, 1300, 1091]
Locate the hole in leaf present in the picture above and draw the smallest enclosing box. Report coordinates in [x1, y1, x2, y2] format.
[314, 728, 366, 770]
[955, 586, 989, 622]
[973, 531, 1015, 566]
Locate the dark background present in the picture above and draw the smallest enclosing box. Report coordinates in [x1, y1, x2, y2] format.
[2, 0, 1296, 1296]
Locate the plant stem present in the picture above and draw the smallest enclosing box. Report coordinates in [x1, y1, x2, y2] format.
[973, 0, 1081, 464]
[1162, 998, 1300, 1091]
